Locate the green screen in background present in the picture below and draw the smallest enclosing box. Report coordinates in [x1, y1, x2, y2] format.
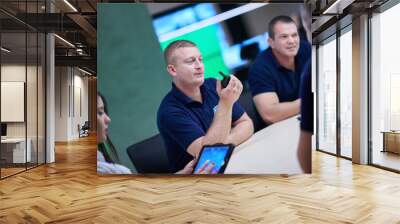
[98, 4, 171, 172]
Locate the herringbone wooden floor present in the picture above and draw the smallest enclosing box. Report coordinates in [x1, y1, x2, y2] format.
[0, 135, 399, 223]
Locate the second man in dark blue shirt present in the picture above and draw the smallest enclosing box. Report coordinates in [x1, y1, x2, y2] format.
[248, 15, 311, 127]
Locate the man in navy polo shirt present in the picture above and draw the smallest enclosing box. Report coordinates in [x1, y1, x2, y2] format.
[157, 40, 254, 173]
[248, 15, 311, 127]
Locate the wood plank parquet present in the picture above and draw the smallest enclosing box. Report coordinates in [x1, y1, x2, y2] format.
[0, 135, 400, 223]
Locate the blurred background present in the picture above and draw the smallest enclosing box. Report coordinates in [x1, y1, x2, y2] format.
[149, 3, 306, 86]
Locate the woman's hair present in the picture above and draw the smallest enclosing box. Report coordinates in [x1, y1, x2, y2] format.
[97, 92, 121, 164]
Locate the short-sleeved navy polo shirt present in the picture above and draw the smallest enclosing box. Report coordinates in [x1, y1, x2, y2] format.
[248, 40, 311, 101]
[157, 78, 245, 172]
[300, 60, 313, 133]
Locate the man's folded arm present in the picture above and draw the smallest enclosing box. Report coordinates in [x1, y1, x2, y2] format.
[226, 113, 253, 146]
[253, 92, 300, 124]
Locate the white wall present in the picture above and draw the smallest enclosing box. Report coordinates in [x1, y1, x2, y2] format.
[1, 65, 26, 141]
[1, 65, 42, 137]
[1, 63, 46, 164]
[72, 73, 89, 138]
[55, 66, 68, 141]
[54, 67, 89, 141]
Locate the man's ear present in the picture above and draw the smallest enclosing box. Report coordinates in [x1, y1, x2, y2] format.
[167, 64, 177, 77]
[268, 37, 274, 49]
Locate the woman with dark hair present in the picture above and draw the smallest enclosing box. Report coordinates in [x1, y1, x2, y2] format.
[97, 93, 132, 174]
[97, 92, 215, 174]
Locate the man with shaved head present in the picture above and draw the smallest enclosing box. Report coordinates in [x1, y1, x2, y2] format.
[157, 40, 254, 173]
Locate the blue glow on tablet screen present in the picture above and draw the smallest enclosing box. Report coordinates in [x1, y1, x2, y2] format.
[194, 146, 229, 173]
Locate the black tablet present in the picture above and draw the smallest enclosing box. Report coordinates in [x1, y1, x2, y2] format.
[193, 144, 234, 174]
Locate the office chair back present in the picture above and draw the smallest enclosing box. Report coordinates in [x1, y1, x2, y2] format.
[234, 43, 261, 90]
[82, 121, 90, 130]
[126, 134, 171, 173]
[238, 91, 266, 132]
[240, 43, 260, 61]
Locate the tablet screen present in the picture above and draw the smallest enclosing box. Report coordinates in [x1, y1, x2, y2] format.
[194, 145, 230, 174]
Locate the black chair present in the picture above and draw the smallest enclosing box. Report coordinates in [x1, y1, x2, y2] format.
[238, 91, 266, 132]
[79, 121, 90, 138]
[126, 134, 171, 173]
[234, 43, 261, 91]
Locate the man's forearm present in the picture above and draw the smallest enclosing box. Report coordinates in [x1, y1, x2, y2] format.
[202, 101, 233, 145]
[227, 119, 253, 146]
[188, 76, 243, 156]
[262, 99, 300, 123]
